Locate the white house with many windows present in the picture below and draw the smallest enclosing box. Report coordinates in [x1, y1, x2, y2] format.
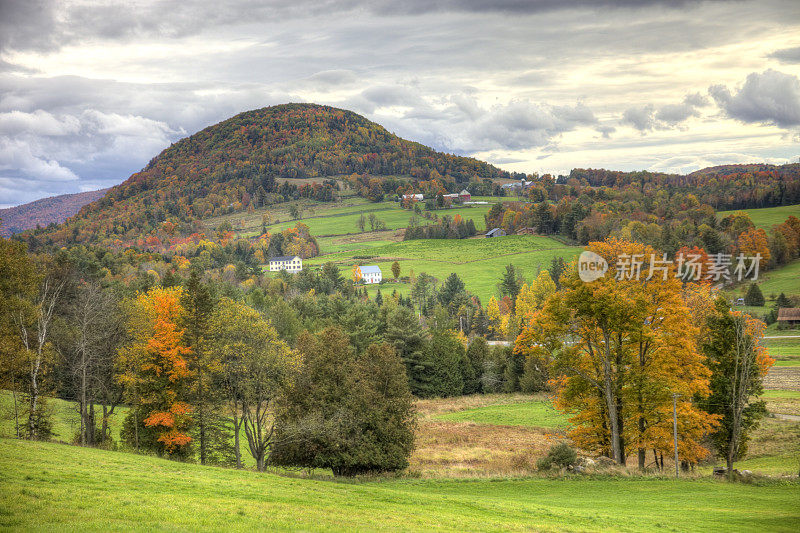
[355, 265, 382, 284]
[268, 255, 302, 273]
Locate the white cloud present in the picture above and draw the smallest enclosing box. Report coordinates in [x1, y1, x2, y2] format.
[710, 69, 800, 127]
[0, 138, 78, 182]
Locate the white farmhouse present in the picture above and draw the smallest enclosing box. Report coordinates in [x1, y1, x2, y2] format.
[356, 265, 382, 284]
[268, 255, 303, 273]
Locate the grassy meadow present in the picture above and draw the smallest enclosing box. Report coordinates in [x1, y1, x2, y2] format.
[205, 194, 580, 303]
[718, 204, 800, 230]
[2, 437, 799, 532]
[305, 235, 580, 302]
[434, 398, 569, 428]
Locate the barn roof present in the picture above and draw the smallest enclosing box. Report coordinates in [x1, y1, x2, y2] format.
[777, 308, 800, 321]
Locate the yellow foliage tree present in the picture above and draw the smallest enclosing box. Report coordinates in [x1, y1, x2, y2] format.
[517, 239, 719, 467]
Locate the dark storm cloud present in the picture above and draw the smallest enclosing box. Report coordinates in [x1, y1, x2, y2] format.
[768, 46, 800, 64]
[0, 0, 798, 206]
[0, 0, 735, 55]
[710, 69, 800, 127]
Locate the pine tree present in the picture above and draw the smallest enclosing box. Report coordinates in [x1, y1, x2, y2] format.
[744, 283, 764, 307]
[272, 328, 415, 475]
[385, 306, 429, 396]
[181, 271, 221, 465]
[464, 337, 489, 394]
[499, 264, 521, 309]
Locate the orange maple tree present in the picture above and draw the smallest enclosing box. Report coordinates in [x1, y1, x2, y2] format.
[121, 287, 195, 454]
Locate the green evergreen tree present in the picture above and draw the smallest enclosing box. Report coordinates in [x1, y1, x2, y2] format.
[744, 283, 764, 307]
[499, 264, 522, 309]
[438, 272, 466, 311]
[181, 270, 223, 466]
[776, 292, 790, 309]
[464, 337, 489, 394]
[272, 328, 415, 475]
[385, 306, 430, 396]
[423, 328, 465, 397]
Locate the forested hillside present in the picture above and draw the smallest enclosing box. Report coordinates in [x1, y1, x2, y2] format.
[34, 103, 507, 246]
[0, 189, 108, 237]
[569, 163, 800, 210]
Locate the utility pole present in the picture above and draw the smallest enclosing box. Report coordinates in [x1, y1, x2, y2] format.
[673, 393, 679, 479]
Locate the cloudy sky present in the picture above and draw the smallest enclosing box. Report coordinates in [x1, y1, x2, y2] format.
[1, 0, 799, 207]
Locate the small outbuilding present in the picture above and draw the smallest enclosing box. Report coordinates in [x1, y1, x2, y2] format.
[777, 308, 800, 326]
[485, 227, 507, 238]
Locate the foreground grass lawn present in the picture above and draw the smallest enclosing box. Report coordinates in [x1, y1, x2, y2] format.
[1, 438, 798, 532]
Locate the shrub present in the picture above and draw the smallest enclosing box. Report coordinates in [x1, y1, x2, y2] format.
[537, 442, 578, 471]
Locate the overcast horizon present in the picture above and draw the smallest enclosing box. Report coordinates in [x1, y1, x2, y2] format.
[1, 0, 799, 208]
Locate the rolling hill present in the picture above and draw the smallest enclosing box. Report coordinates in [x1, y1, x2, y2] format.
[35, 103, 508, 246]
[0, 188, 108, 237]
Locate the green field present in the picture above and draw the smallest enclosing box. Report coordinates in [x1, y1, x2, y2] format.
[209, 198, 500, 238]
[718, 204, 800, 230]
[762, 390, 800, 399]
[764, 337, 800, 367]
[1, 438, 798, 531]
[0, 391, 127, 443]
[752, 259, 800, 297]
[306, 235, 580, 302]
[435, 399, 569, 428]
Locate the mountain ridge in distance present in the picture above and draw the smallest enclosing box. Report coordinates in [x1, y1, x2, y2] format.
[1, 188, 109, 237]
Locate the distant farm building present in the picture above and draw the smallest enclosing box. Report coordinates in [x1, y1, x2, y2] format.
[485, 228, 506, 238]
[269, 255, 303, 273]
[777, 308, 800, 326]
[402, 194, 424, 201]
[355, 265, 382, 284]
[442, 189, 471, 203]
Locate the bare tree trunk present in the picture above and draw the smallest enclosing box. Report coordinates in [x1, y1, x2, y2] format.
[88, 402, 95, 446]
[727, 314, 756, 479]
[16, 277, 63, 440]
[80, 360, 87, 445]
[12, 385, 20, 438]
[231, 400, 243, 468]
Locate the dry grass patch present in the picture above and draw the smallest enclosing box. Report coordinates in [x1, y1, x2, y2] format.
[409, 420, 563, 478]
[410, 394, 566, 477]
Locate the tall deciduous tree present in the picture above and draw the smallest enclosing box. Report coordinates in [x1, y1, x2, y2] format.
[117, 287, 194, 456]
[0, 238, 38, 438]
[518, 239, 718, 466]
[211, 298, 297, 471]
[56, 281, 122, 446]
[702, 300, 773, 475]
[11, 258, 65, 440]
